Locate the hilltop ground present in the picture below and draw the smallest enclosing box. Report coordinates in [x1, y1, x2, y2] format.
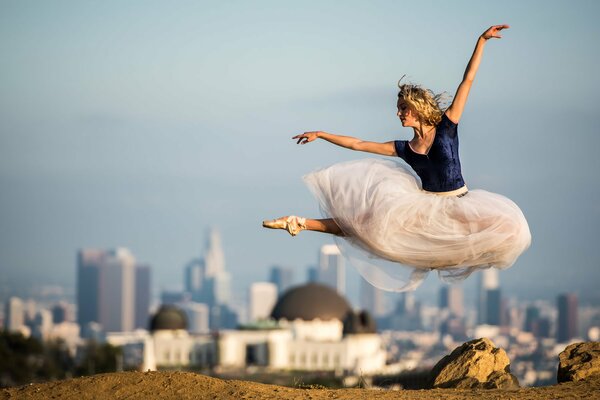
[1, 371, 599, 400]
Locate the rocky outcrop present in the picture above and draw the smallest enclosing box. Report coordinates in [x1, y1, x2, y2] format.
[430, 337, 520, 389]
[557, 341, 600, 383]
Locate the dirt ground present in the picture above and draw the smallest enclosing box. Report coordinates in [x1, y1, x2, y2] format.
[1, 371, 599, 400]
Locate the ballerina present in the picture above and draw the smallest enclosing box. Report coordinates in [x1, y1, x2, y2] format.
[263, 25, 531, 291]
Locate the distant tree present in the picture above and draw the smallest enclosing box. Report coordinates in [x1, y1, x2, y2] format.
[75, 341, 122, 376]
[0, 330, 45, 387]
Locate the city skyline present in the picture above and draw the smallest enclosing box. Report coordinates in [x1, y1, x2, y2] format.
[1, 1, 600, 305]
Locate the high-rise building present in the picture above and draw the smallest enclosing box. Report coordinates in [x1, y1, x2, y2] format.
[485, 288, 503, 326]
[307, 266, 318, 283]
[318, 245, 345, 295]
[439, 285, 464, 317]
[135, 265, 152, 330]
[179, 302, 210, 334]
[557, 293, 578, 343]
[360, 278, 386, 317]
[269, 266, 294, 296]
[477, 269, 499, 324]
[5, 297, 25, 333]
[183, 229, 231, 308]
[184, 258, 204, 299]
[248, 282, 278, 322]
[204, 229, 225, 277]
[77, 248, 137, 332]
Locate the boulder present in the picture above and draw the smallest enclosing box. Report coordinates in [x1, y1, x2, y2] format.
[430, 337, 520, 389]
[557, 342, 600, 383]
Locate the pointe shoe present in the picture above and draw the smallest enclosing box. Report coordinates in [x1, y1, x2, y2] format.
[262, 216, 307, 236]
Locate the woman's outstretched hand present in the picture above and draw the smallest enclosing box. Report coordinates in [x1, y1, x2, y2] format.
[481, 24, 510, 40]
[293, 131, 320, 145]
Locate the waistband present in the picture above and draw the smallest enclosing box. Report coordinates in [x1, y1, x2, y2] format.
[423, 185, 469, 197]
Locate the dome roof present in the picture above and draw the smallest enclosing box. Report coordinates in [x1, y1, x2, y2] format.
[149, 305, 188, 332]
[271, 283, 351, 321]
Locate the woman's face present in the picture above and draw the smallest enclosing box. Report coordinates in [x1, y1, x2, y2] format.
[397, 98, 419, 128]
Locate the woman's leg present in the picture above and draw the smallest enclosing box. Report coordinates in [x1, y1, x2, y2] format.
[305, 218, 345, 236]
[263, 216, 344, 236]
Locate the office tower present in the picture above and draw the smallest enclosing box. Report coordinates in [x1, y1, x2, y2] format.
[485, 288, 502, 326]
[477, 269, 499, 324]
[269, 266, 294, 296]
[32, 309, 53, 340]
[360, 278, 386, 317]
[439, 285, 464, 317]
[161, 291, 191, 305]
[185, 258, 205, 300]
[557, 293, 578, 342]
[390, 292, 421, 331]
[77, 248, 136, 332]
[135, 265, 152, 330]
[5, 297, 25, 333]
[318, 244, 345, 295]
[179, 302, 210, 334]
[524, 305, 540, 333]
[248, 282, 278, 322]
[51, 302, 73, 324]
[183, 229, 231, 307]
[307, 266, 318, 283]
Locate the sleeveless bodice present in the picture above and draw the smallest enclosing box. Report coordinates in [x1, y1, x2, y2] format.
[394, 113, 465, 192]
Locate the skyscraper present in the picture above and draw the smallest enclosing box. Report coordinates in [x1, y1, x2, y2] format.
[248, 282, 278, 322]
[439, 285, 464, 317]
[485, 288, 503, 326]
[184, 258, 204, 299]
[477, 269, 499, 324]
[360, 278, 386, 317]
[4, 297, 25, 333]
[77, 248, 137, 332]
[135, 264, 152, 330]
[269, 266, 294, 296]
[318, 244, 345, 295]
[183, 229, 231, 307]
[557, 293, 578, 343]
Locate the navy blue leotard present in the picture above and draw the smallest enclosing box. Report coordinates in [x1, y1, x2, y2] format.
[394, 113, 465, 192]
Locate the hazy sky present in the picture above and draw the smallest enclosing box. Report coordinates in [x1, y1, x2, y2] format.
[1, 1, 599, 307]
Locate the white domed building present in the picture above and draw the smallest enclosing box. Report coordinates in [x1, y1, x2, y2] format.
[218, 283, 386, 374]
[106, 283, 386, 374]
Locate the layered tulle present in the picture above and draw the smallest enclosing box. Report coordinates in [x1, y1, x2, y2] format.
[303, 158, 531, 291]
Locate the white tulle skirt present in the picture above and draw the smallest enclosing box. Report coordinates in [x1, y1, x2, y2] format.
[303, 158, 531, 291]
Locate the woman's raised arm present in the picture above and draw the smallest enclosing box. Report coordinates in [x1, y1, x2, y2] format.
[293, 131, 397, 156]
[445, 24, 509, 124]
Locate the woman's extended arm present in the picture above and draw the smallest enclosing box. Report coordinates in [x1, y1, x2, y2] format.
[293, 131, 396, 156]
[445, 24, 509, 124]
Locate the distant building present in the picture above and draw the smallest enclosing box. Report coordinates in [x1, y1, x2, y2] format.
[182, 229, 233, 330]
[269, 266, 294, 296]
[179, 302, 210, 334]
[51, 302, 74, 324]
[184, 258, 204, 299]
[161, 291, 191, 305]
[107, 283, 386, 375]
[248, 282, 278, 322]
[360, 278, 386, 317]
[306, 266, 318, 283]
[557, 293, 578, 342]
[318, 245, 345, 295]
[386, 292, 422, 331]
[77, 248, 137, 332]
[5, 297, 25, 333]
[135, 265, 152, 330]
[439, 285, 464, 317]
[485, 288, 503, 326]
[477, 269, 499, 325]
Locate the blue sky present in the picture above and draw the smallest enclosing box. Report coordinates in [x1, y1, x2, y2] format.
[1, 1, 599, 306]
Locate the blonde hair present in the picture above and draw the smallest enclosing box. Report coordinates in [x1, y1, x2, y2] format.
[397, 79, 448, 127]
